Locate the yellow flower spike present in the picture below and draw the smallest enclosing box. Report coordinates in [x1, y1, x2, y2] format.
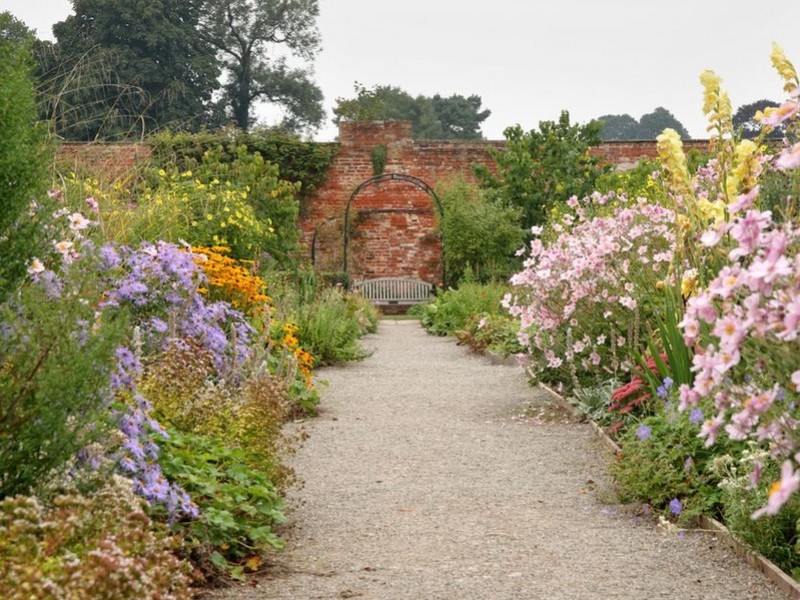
[771, 43, 799, 94]
[700, 70, 722, 115]
[657, 129, 692, 198]
[729, 139, 761, 197]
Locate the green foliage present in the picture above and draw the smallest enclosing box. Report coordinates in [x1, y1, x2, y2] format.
[612, 405, 731, 523]
[333, 83, 491, 139]
[475, 111, 607, 230]
[454, 313, 525, 357]
[113, 164, 273, 260]
[712, 448, 800, 576]
[436, 176, 525, 286]
[140, 340, 302, 488]
[597, 107, 690, 140]
[48, 0, 220, 139]
[200, 0, 323, 131]
[0, 266, 128, 498]
[147, 127, 338, 201]
[414, 281, 509, 337]
[0, 478, 192, 599]
[371, 145, 388, 176]
[157, 429, 286, 576]
[0, 28, 50, 301]
[565, 379, 624, 428]
[291, 287, 378, 366]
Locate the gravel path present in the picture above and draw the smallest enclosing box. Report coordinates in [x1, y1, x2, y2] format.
[208, 320, 787, 599]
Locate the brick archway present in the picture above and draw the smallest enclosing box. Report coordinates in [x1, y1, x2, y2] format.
[343, 172, 445, 287]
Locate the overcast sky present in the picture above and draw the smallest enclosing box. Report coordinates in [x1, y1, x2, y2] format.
[6, 0, 800, 140]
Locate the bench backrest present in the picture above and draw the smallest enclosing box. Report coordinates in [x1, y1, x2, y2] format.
[354, 277, 433, 305]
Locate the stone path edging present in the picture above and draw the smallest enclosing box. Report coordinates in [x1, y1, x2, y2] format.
[539, 381, 800, 599]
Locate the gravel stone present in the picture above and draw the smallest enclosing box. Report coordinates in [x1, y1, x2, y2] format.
[206, 320, 788, 599]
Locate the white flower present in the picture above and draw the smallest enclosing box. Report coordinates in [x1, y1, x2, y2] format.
[54, 240, 73, 256]
[27, 257, 45, 275]
[68, 212, 91, 232]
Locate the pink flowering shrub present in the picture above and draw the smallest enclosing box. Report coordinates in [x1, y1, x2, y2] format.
[504, 192, 676, 388]
[678, 193, 800, 515]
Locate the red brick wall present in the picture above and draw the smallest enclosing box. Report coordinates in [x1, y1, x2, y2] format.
[56, 142, 152, 180]
[302, 121, 708, 285]
[53, 129, 709, 286]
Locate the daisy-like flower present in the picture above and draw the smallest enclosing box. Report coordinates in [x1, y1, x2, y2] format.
[54, 240, 74, 256]
[752, 461, 800, 518]
[27, 257, 45, 275]
[68, 212, 91, 232]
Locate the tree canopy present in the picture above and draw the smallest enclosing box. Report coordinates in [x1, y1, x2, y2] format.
[46, 0, 220, 140]
[19, 0, 324, 139]
[597, 107, 689, 140]
[333, 84, 491, 140]
[732, 99, 782, 139]
[199, 0, 324, 132]
[475, 111, 607, 231]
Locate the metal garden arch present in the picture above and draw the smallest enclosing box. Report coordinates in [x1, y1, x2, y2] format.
[342, 173, 446, 288]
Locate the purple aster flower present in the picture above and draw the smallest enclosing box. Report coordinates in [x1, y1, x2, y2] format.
[689, 409, 704, 425]
[669, 498, 683, 515]
[99, 243, 122, 270]
[636, 425, 652, 441]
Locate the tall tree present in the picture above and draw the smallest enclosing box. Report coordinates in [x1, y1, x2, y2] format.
[333, 84, 491, 140]
[475, 111, 607, 230]
[597, 107, 689, 140]
[200, 0, 324, 131]
[48, 0, 219, 140]
[597, 113, 641, 141]
[638, 107, 689, 139]
[733, 99, 781, 139]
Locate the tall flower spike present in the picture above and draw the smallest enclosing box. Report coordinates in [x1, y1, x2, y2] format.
[657, 129, 692, 198]
[771, 43, 799, 94]
[700, 70, 733, 139]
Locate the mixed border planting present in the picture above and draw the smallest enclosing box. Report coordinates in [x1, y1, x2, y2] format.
[420, 46, 800, 577]
[0, 34, 377, 597]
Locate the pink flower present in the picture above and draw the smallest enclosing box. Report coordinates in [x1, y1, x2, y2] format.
[699, 413, 724, 446]
[686, 293, 717, 324]
[729, 186, 760, 213]
[752, 461, 800, 518]
[776, 143, 800, 170]
[791, 371, 800, 392]
[729, 210, 771, 260]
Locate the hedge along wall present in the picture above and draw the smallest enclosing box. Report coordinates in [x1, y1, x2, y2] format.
[54, 129, 710, 286]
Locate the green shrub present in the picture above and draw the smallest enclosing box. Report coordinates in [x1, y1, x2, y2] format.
[0, 261, 128, 498]
[292, 287, 377, 366]
[110, 163, 274, 260]
[0, 29, 50, 301]
[455, 313, 524, 357]
[611, 403, 735, 523]
[414, 281, 509, 337]
[436, 175, 524, 286]
[712, 447, 800, 577]
[141, 340, 302, 488]
[157, 429, 286, 578]
[0, 477, 192, 599]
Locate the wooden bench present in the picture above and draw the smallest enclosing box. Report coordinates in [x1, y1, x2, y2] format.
[354, 277, 433, 306]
